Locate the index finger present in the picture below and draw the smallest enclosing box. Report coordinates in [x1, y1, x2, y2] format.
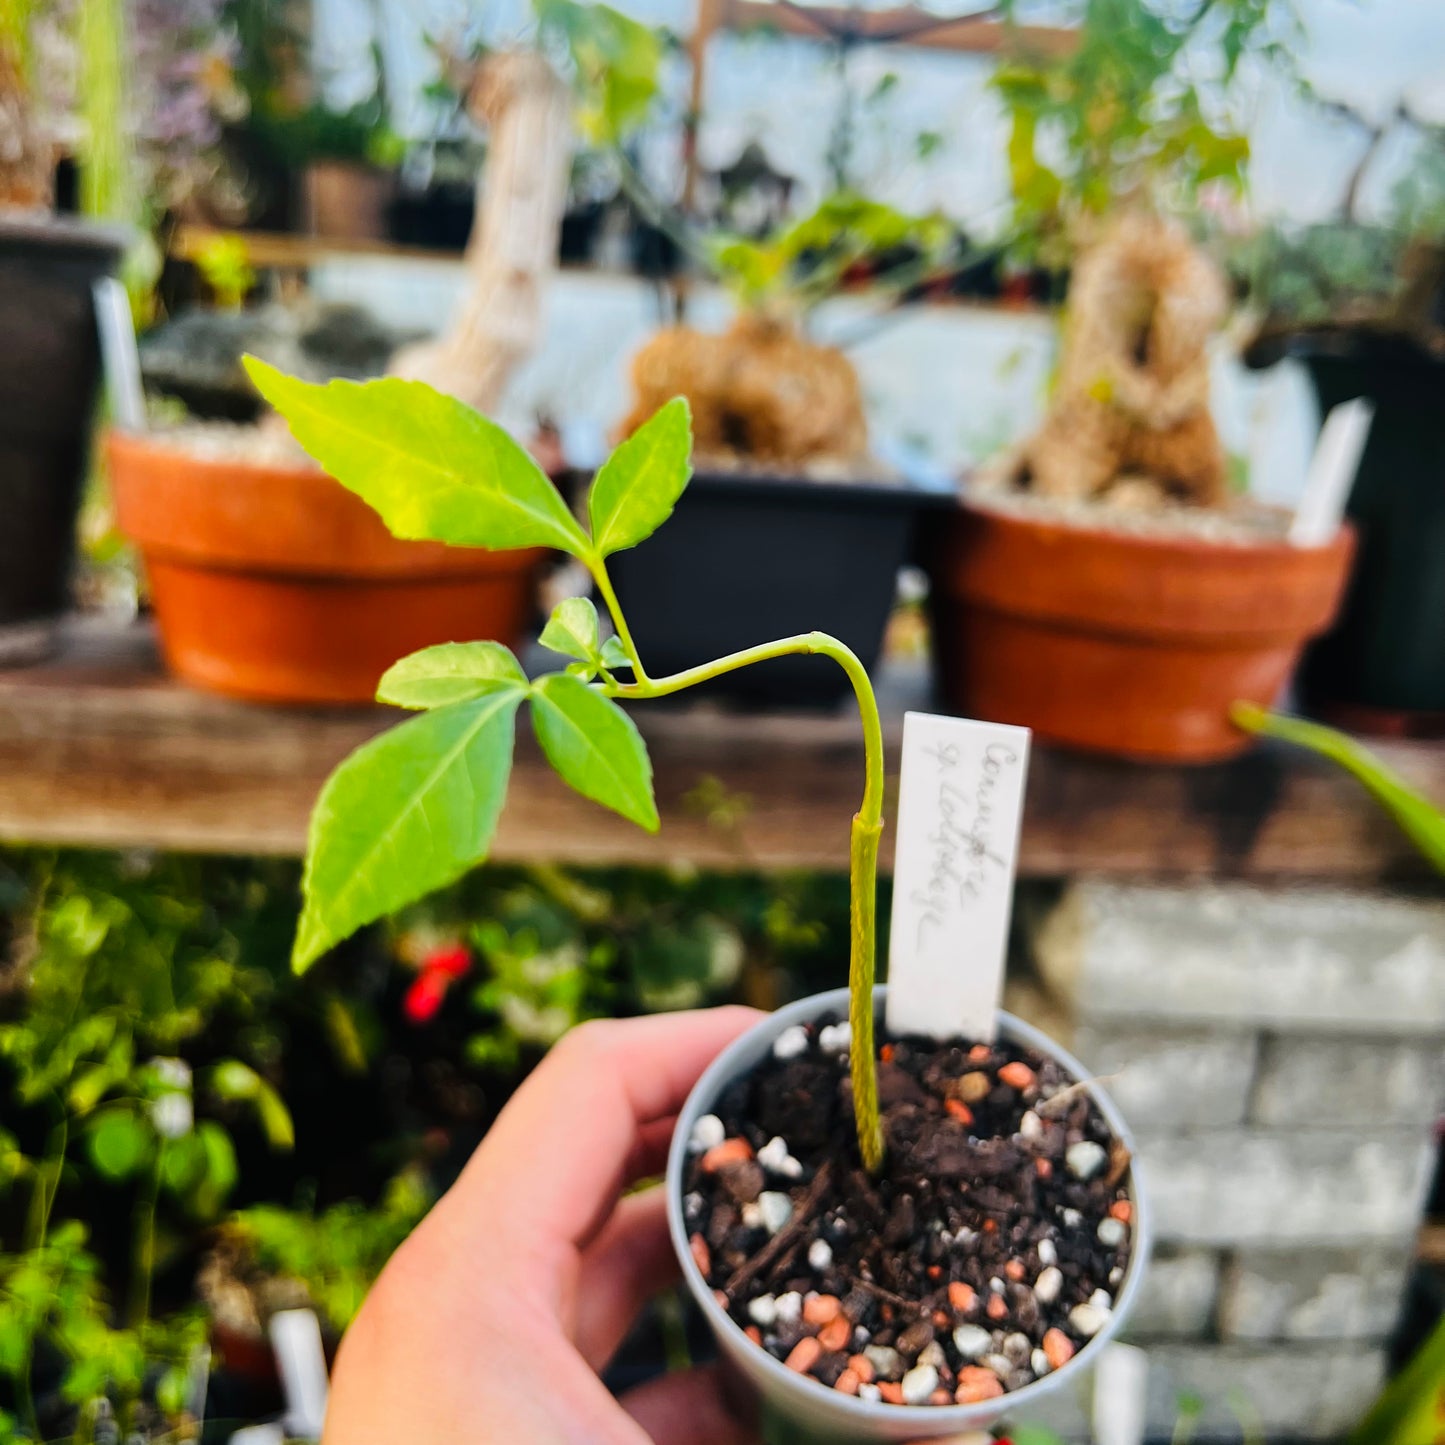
[448, 1007, 761, 1250]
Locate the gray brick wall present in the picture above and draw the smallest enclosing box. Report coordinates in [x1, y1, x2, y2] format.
[1012, 879, 1445, 1439]
[1252, 1036, 1445, 1129]
[1218, 1248, 1412, 1342]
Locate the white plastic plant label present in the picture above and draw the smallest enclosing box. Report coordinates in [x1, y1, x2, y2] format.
[269, 1307, 329, 1439]
[1289, 397, 1373, 547]
[885, 712, 1031, 1042]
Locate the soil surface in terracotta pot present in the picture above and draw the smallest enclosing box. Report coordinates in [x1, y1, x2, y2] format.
[681, 1013, 1132, 1409]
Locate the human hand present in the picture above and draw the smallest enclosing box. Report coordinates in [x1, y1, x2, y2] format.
[323, 1007, 764, 1445]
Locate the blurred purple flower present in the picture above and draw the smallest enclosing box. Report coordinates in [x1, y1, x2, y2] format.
[128, 0, 245, 212]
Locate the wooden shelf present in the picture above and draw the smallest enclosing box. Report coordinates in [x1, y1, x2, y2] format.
[1, 620, 1442, 882]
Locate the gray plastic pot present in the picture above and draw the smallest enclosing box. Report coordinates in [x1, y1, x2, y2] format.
[666, 986, 1151, 1445]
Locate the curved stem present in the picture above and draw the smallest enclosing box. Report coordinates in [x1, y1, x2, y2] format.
[588, 559, 653, 686]
[606, 628, 886, 1171]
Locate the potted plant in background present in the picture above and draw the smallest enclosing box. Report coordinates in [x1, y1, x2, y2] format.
[110, 41, 576, 704]
[925, 0, 1356, 761]
[527, 3, 959, 708]
[1240, 105, 1445, 738]
[227, 0, 404, 241]
[927, 209, 1355, 761]
[245, 352, 1149, 1440]
[0, 0, 128, 667]
[601, 192, 959, 709]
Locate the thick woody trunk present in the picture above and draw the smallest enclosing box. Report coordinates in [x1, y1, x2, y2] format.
[388, 51, 572, 414]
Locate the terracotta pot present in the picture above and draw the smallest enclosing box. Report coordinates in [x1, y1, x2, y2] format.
[927, 502, 1356, 763]
[108, 430, 544, 704]
[303, 161, 396, 242]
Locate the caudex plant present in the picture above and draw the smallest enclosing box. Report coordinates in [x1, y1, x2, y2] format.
[245, 356, 887, 1172]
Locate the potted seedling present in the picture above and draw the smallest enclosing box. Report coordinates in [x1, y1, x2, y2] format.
[109, 48, 574, 704]
[0, 0, 128, 666]
[1238, 104, 1445, 736]
[926, 0, 1356, 761]
[247, 353, 1148, 1442]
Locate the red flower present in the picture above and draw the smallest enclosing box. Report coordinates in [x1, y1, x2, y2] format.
[402, 943, 472, 1024]
[425, 942, 472, 981]
[404, 970, 450, 1024]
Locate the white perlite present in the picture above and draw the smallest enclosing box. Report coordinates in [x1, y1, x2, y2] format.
[807, 1239, 833, 1271]
[953, 1325, 992, 1360]
[901, 1363, 939, 1405]
[818, 1021, 851, 1054]
[1034, 1266, 1063, 1304]
[1098, 1217, 1128, 1248]
[774, 1292, 802, 1325]
[757, 1136, 803, 1180]
[1069, 1303, 1110, 1337]
[1066, 1140, 1107, 1180]
[689, 1114, 725, 1154]
[758, 1192, 793, 1235]
[864, 1345, 903, 1380]
[772, 1025, 809, 1060]
[747, 1295, 778, 1327]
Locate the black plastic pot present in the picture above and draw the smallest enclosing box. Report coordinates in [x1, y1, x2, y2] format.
[1289, 337, 1445, 732]
[386, 182, 476, 251]
[596, 467, 953, 707]
[558, 199, 606, 265]
[0, 214, 125, 665]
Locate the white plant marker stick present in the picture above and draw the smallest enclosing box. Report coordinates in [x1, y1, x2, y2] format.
[185, 1341, 211, 1429]
[227, 1427, 285, 1445]
[269, 1307, 330, 1440]
[885, 712, 1031, 1042]
[91, 276, 147, 432]
[1091, 1341, 1149, 1445]
[1289, 398, 1374, 547]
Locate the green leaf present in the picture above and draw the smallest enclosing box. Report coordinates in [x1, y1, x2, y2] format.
[160, 1134, 207, 1196]
[530, 673, 659, 831]
[293, 692, 525, 971]
[243, 357, 589, 555]
[209, 1059, 261, 1103]
[88, 1112, 152, 1181]
[253, 1076, 296, 1151]
[539, 597, 602, 664]
[600, 635, 632, 671]
[208, 1062, 295, 1150]
[197, 1121, 239, 1201]
[587, 397, 693, 557]
[1231, 704, 1445, 873]
[377, 641, 527, 711]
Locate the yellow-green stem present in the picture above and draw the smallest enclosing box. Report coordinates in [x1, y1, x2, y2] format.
[589, 560, 653, 686]
[604, 623, 887, 1171]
